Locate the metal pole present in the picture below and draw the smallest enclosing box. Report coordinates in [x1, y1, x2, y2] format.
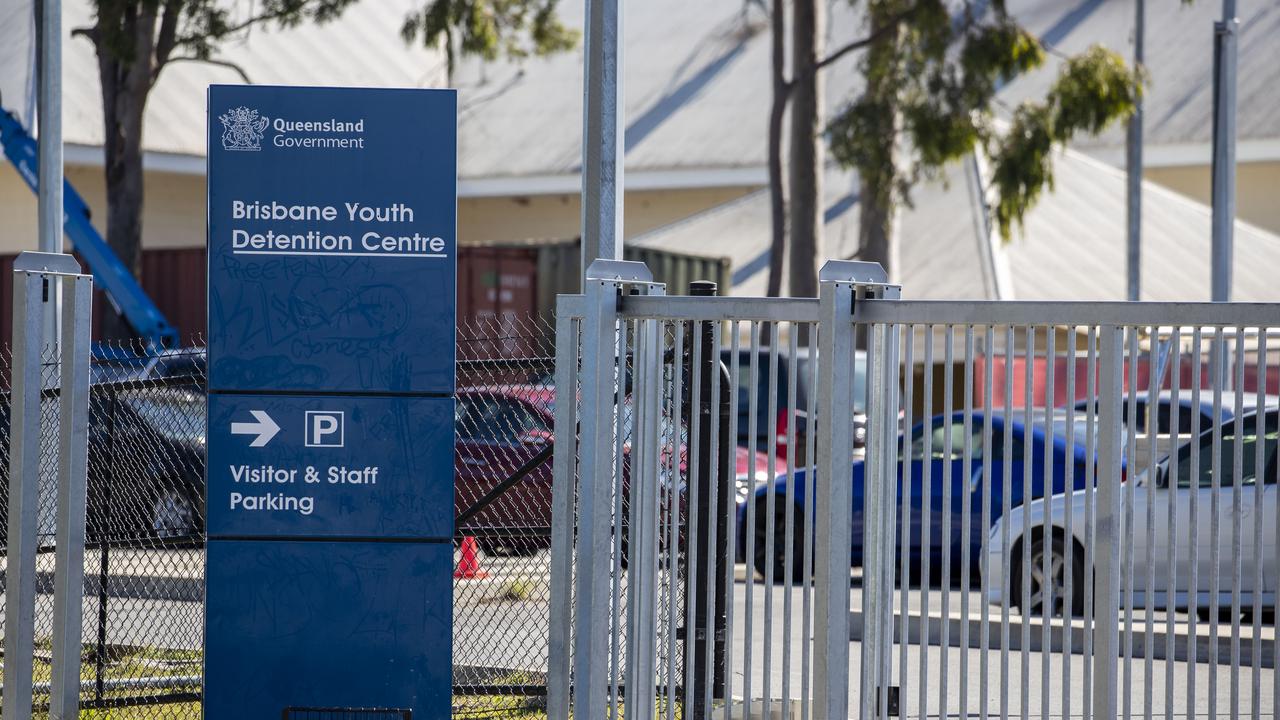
[1091, 325, 1126, 720]
[1210, 0, 1238, 303]
[1125, 0, 1144, 301]
[580, 0, 624, 283]
[684, 280, 727, 718]
[36, 0, 64, 342]
[49, 273, 93, 720]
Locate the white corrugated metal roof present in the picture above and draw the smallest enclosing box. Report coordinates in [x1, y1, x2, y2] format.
[631, 148, 1280, 302]
[38, 0, 1280, 179]
[54, 0, 445, 158]
[1000, 0, 1280, 157]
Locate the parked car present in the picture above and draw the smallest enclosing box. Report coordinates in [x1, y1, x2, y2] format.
[723, 347, 869, 459]
[742, 410, 1114, 583]
[1073, 390, 1275, 471]
[986, 408, 1278, 616]
[0, 380, 207, 548]
[455, 384, 782, 556]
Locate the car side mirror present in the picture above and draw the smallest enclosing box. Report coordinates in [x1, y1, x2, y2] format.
[1154, 465, 1169, 489]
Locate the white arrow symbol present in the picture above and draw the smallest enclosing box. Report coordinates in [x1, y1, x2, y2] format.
[231, 410, 281, 447]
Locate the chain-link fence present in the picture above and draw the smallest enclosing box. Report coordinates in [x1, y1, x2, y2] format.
[0, 316, 578, 718]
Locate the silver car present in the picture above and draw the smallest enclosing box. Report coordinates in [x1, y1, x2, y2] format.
[985, 408, 1278, 616]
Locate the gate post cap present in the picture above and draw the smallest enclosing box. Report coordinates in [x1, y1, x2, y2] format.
[819, 260, 887, 284]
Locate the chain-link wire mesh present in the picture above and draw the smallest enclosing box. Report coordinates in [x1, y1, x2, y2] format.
[0, 315, 589, 718]
[0, 339, 205, 719]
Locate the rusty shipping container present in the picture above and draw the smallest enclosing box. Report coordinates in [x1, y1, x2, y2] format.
[0, 240, 728, 347]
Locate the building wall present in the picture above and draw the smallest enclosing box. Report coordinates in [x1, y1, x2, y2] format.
[457, 186, 756, 245]
[2, 162, 755, 254]
[1145, 160, 1280, 235]
[0, 162, 207, 254]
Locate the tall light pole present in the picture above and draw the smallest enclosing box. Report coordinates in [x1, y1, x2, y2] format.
[1210, 0, 1238, 303]
[36, 0, 64, 343]
[1125, 0, 1144, 301]
[580, 0, 624, 284]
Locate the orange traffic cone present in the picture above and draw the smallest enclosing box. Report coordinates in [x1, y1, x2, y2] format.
[454, 536, 488, 579]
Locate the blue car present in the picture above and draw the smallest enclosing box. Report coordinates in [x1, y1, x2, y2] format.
[741, 410, 1117, 583]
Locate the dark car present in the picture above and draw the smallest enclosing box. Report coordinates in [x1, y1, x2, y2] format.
[723, 347, 868, 459]
[0, 380, 207, 548]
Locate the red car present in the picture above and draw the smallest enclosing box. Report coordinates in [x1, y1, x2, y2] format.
[455, 385, 783, 556]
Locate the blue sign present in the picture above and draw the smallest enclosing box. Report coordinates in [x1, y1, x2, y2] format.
[205, 540, 452, 719]
[206, 85, 457, 719]
[207, 394, 454, 539]
[207, 85, 457, 395]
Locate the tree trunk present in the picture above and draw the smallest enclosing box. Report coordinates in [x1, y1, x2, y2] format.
[787, 0, 823, 300]
[854, 2, 903, 281]
[94, 15, 155, 342]
[765, 0, 788, 298]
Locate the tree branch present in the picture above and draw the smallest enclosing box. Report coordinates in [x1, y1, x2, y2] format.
[179, 0, 334, 46]
[162, 56, 254, 84]
[153, 0, 184, 77]
[71, 26, 100, 44]
[814, 4, 920, 72]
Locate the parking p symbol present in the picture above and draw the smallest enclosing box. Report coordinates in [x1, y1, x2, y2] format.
[305, 411, 345, 447]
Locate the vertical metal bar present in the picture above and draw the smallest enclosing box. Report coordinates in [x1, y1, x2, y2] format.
[1145, 326, 1158, 720]
[1083, 326, 1099, 720]
[2, 270, 47, 720]
[610, 317, 630, 720]
[919, 324, 935, 720]
[629, 311, 661, 720]
[862, 318, 888, 720]
[980, 324, 994, 720]
[666, 326, 684, 720]
[1250, 329, 1264, 720]
[1063, 327, 1077, 720]
[763, 337, 780, 709]
[899, 329, 916, 713]
[684, 319, 703, 717]
[1188, 327, 1204, 717]
[940, 327, 955, 717]
[1020, 326, 1033, 720]
[801, 324, 818, 720]
[1165, 329, 1181, 720]
[549, 306, 580, 720]
[1229, 327, 1245, 720]
[961, 325, 974, 720]
[1040, 328, 1055, 720]
[722, 324, 740, 720]
[743, 322, 760, 718]
[701, 319, 723, 719]
[1000, 325, 1014, 720]
[49, 274, 92, 720]
[580, 0, 623, 277]
[573, 276, 622, 720]
[880, 321, 900, 720]
[1123, 328, 1139, 720]
[782, 329, 799, 715]
[816, 277, 854, 720]
[1093, 325, 1126, 720]
[1210, 326, 1224, 720]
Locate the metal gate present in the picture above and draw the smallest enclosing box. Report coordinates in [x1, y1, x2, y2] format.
[551, 259, 1279, 720]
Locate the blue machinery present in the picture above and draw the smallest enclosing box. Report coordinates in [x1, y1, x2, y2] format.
[0, 104, 179, 350]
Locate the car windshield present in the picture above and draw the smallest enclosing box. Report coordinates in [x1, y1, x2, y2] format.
[122, 388, 206, 445]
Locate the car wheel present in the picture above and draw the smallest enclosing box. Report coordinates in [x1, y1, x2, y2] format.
[753, 499, 807, 585]
[152, 489, 200, 538]
[1016, 532, 1084, 617]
